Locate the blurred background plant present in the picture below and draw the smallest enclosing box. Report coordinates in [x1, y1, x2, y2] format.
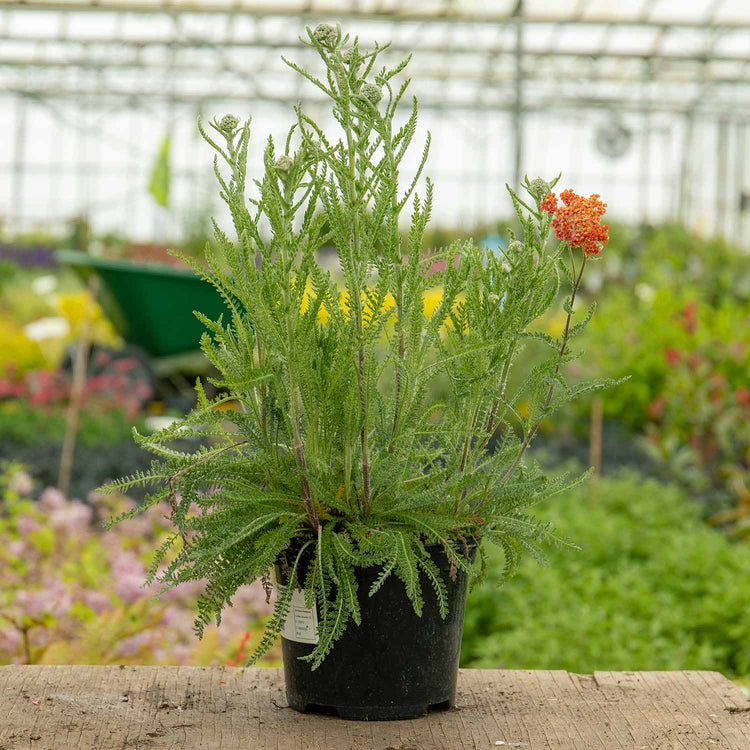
[462, 473, 750, 679]
[0, 363, 152, 444]
[578, 225, 750, 432]
[0, 464, 276, 666]
[645, 335, 750, 536]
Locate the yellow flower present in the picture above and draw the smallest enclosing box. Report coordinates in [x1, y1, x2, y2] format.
[0, 315, 45, 375]
[56, 292, 119, 345]
[300, 281, 448, 328]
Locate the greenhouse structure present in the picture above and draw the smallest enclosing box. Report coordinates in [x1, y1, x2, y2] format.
[0, 0, 749, 242]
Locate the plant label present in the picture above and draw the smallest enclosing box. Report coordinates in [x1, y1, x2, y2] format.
[280, 587, 319, 644]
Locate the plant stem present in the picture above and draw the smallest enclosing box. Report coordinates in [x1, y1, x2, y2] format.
[453, 385, 483, 513]
[21, 626, 32, 665]
[256, 336, 266, 431]
[485, 339, 518, 435]
[336, 61, 371, 516]
[500, 252, 587, 485]
[285, 299, 319, 530]
[383, 121, 406, 445]
[458, 384, 482, 475]
[57, 309, 92, 498]
[278, 177, 319, 530]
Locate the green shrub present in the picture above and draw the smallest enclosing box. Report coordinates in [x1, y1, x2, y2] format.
[579, 289, 750, 431]
[0, 402, 138, 447]
[0, 365, 153, 446]
[600, 222, 750, 306]
[462, 473, 750, 678]
[645, 336, 750, 522]
[565, 221, 750, 431]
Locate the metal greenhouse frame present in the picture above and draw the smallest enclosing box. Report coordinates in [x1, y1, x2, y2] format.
[1, 0, 749, 241]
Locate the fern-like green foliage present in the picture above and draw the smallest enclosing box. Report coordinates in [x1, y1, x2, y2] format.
[102, 23, 616, 668]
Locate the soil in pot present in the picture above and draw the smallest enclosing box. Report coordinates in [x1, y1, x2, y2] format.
[279, 542, 475, 721]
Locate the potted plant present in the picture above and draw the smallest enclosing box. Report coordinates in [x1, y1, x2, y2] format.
[104, 23, 614, 721]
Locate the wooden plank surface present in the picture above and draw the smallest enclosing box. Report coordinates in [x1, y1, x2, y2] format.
[0, 666, 748, 749]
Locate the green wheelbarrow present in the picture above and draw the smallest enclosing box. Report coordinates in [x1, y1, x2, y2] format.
[56, 249, 230, 378]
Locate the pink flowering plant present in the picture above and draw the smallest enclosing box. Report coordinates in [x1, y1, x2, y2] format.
[0, 465, 273, 665]
[0, 361, 153, 446]
[0, 360, 152, 421]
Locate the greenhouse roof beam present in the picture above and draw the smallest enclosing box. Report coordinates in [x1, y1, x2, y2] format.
[4, 56, 750, 91]
[2, 33, 750, 66]
[3, 83, 749, 117]
[4, 2, 750, 32]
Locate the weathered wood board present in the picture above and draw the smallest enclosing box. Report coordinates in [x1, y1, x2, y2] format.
[1, 666, 748, 749]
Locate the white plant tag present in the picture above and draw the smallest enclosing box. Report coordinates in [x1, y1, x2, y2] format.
[280, 586, 319, 644]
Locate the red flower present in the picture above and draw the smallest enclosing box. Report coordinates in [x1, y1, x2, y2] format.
[736, 387, 750, 407]
[647, 394, 667, 421]
[112, 357, 138, 375]
[540, 189, 609, 257]
[540, 193, 558, 213]
[663, 348, 682, 368]
[680, 301, 698, 335]
[226, 630, 252, 667]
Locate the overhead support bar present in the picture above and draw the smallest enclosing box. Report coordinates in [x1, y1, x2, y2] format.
[2, 1, 749, 32]
[1, 33, 750, 66]
[2, 85, 749, 117]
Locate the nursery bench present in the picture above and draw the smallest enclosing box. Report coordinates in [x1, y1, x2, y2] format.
[1, 666, 748, 749]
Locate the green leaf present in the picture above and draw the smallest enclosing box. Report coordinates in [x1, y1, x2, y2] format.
[148, 134, 171, 207]
[569, 301, 597, 337]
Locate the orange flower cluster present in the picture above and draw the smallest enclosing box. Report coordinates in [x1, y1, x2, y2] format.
[540, 189, 609, 257]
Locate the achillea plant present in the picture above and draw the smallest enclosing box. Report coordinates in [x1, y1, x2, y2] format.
[104, 24, 615, 668]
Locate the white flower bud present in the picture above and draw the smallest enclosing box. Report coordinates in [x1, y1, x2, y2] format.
[313, 23, 338, 49]
[360, 83, 382, 105]
[508, 240, 523, 254]
[274, 155, 293, 173]
[342, 47, 354, 64]
[219, 114, 239, 132]
[488, 293, 500, 305]
[529, 177, 550, 198]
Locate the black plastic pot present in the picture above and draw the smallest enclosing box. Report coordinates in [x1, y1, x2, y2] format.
[280, 544, 474, 721]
